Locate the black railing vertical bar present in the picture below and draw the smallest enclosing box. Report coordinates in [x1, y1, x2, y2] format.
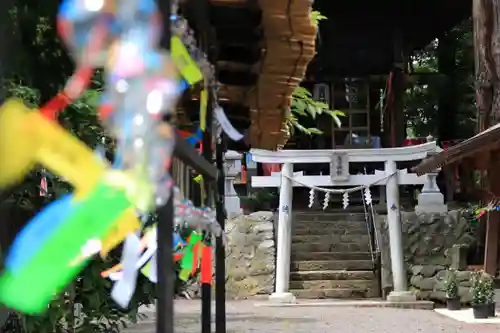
[156, 0, 173, 332]
[200, 87, 214, 333]
[157, 196, 174, 333]
[215, 134, 226, 333]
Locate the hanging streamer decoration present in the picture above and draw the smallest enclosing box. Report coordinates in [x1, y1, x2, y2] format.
[0, 0, 240, 314]
[101, 186, 222, 284]
[283, 170, 398, 210]
[322, 192, 330, 210]
[308, 189, 315, 208]
[364, 187, 372, 206]
[474, 201, 500, 219]
[342, 192, 350, 209]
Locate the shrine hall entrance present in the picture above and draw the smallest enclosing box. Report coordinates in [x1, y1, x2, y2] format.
[289, 77, 386, 151]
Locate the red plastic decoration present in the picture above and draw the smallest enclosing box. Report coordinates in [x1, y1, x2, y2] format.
[200, 245, 212, 284]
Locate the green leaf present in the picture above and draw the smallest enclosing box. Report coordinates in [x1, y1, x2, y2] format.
[324, 110, 344, 127]
[311, 11, 327, 27]
[294, 99, 307, 111]
[306, 128, 323, 135]
[314, 101, 329, 110]
[325, 109, 345, 117]
[290, 119, 310, 134]
[306, 104, 317, 119]
[292, 86, 311, 98]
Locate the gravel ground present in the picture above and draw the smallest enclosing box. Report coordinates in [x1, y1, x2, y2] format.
[123, 300, 499, 333]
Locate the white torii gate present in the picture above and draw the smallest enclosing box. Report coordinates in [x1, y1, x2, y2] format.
[250, 142, 445, 303]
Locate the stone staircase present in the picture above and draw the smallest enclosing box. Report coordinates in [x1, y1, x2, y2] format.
[290, 211, 381, 299]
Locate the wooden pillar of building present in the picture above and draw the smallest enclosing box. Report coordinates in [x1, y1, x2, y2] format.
[485, 158, 500, 275]
[473, 0, 500, 275]
[389, 28, 407, 147]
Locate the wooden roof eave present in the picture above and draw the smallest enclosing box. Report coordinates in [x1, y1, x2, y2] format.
[197, 0, 316, 150]
[246, 0, 317, 150]
[412, 123, 500, 176]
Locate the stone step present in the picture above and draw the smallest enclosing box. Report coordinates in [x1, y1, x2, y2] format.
[291, 251, 372, 261]
[292, 234, 370, 244]
[289, 278, 378, 290]
[293, 225, 368, 236]
[293, 212, 367, 222]
[290, 287, 380, 299]
[291, 242, 370, 253]
[295, 206, 387, 214]
[291, 260, 374, 271]
[293, 221, 368, 234]
[290, 270, 375, 281]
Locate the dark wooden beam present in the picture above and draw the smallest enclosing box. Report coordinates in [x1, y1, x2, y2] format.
[217, 61, 259, 73]
[217, 44, 261, 64]
[209, 0, 258, 8]
[217, 70, 258, 86]
[214, 27, 262, 44]
[209, 6, 261, 28]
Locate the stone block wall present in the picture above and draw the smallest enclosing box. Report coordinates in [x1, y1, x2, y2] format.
[410, 265, 473, 302]
[181, 211, 275, 299]
[376, 210, 476, 302]
[225, 211, 276, 299]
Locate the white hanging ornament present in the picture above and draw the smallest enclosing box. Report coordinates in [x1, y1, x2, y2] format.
[342, 192, 350, 209]
[322, 192, 330, 210]
[364, 187, 373, 206]
[308, 189, 315, 208]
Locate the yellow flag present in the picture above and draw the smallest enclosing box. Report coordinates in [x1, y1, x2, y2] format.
[171, 37, 203, 85]
[100, 207, 140, 256]
[199, 88, 207, 131]
[32, 112, 107, 198]
[0, 99, 38, 187]
[0, 98, 108, 197]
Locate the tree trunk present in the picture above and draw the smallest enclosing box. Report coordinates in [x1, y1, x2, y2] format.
[473, 0, 500, 275]
[473, 0, 500, 130]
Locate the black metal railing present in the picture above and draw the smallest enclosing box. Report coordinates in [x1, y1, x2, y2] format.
[156, 1, 226, 333]
[157, 131, 226, 333]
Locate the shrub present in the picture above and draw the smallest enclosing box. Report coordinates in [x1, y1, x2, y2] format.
[444, 269, 459, 299]
[471, 271, 495, 305]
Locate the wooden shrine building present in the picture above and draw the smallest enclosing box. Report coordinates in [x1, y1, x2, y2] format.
[179, 0, 472, 153]
[297, 0, 471, 150]
[413, 124, 500, 276]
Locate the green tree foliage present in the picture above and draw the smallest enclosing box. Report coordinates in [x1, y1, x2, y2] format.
[0, 1, 155, 332]
[286, 86, 344, 136]
[286, 11, 344, 137]
[1, 83, 156, 333]
[405, 19, 476, 139]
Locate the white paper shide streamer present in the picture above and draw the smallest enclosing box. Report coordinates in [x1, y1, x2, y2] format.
[322, 192, 330, 210]
[342, 192, 349, 209]
[364, 187, 372, 206]
[308, 189, 315, 208]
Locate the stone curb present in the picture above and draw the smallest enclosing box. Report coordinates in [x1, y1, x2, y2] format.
[254, 300, 434, 310]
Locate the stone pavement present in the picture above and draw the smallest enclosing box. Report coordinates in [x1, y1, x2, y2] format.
[124, 300, 499, 333]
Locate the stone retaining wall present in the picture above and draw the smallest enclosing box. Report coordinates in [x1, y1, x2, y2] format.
[376, 210, 476, 302]
[182, 211, 276, 299]
[225, 211, 276, 299]
[410, 265, 473, 302]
